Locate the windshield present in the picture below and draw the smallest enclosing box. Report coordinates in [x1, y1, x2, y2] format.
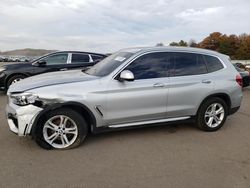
[85, 51, 134, 77]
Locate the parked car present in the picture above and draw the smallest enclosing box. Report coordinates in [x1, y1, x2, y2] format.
[234, 64, 250, 87]
[0, 51, 107, 91]
[9, 57, 20, 62]
[19, 57, 30, 62]
[0, 56, 9, 62]
[6, 47, 242, 150]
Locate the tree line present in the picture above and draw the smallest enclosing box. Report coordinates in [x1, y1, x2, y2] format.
[163, 32, 250, 60]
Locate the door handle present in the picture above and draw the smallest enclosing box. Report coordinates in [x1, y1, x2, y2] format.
[153, 83, 165, 88]
[60, 68, 68, 71]
[202, 79, 212, 84]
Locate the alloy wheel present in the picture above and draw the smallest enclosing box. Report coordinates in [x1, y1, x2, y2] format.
[11, 78, 23, 85]
[43, 115, 78, 149]
[204, 103, 225, 128]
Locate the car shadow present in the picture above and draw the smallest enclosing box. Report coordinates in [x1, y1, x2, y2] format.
[0, 90, 6, 96]
[84, 122, 197, 147]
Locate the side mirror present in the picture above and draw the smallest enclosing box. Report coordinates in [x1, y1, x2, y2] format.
[35, 60, 46, 67]
[119, 70, 134, 82]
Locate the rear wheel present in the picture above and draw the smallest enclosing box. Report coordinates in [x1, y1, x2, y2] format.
[35, 108, 88, 150]
[196, 98, 228, 131]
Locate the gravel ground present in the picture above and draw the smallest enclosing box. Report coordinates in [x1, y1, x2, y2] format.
[0, 89, 250, 188]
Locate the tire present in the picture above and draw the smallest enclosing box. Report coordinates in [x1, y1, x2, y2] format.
[196, 97, 228, 131]
[35, 108, 88, 150]
[6, 74, 26, 89]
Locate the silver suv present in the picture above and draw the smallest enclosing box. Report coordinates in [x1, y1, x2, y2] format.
[6, 47, 243, 150]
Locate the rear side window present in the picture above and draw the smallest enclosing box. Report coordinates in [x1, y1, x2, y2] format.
[92, 55, 104, 61]
[125, 52, 172, 80]
[71, 54, 90, 64]
[173, 53, 207, 76]
[203, 55, 224, 72]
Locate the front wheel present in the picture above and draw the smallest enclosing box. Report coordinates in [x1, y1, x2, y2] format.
[196, 98, 228, 131]
[35, 108, 88, 150]
[6, 75, 26, 89]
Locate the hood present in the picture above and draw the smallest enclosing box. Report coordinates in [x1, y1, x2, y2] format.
[8, 69, 98, 93]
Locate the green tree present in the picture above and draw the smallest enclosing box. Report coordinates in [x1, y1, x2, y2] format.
[179, 40, 188, 46]
[169, 42, 179, 46]
[169, 40, 188, 47]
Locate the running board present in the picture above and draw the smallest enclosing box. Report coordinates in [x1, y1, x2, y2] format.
[108, 116, 191, 129]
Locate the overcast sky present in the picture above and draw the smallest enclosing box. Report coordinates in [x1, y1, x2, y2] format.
[0, 0, 249, 53]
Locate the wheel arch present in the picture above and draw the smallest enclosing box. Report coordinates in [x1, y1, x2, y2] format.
[5, 73, 29, 88]
[197, 93, 231, 115]
[31, 102, 97, 137]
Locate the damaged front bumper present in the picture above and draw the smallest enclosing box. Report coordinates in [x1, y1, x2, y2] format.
[5, 102, 43, 136]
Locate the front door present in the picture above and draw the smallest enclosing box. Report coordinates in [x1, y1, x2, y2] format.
[105, 52, 172, 125]
[33, 53, 69, 75]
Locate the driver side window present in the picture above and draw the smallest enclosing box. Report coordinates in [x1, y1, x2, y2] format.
[124, 52, 171, 80]
[41, 53, 68, 65]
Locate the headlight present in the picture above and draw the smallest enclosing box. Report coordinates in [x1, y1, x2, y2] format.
[10, 92, 39, 106]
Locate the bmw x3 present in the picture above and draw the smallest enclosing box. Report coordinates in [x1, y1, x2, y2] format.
[6, 47, 242, 149]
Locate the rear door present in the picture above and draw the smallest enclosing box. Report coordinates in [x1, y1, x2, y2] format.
[167, 52, 214, 118]
[105, 52, 172, 125]
[68, 53, 95, 70]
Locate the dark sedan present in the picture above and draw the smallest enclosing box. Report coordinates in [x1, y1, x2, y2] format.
[0, 51, 106, 91]
[234, 65, 250, 87]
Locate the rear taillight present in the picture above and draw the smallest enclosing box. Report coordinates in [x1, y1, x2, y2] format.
[236, 74, 243, 87]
